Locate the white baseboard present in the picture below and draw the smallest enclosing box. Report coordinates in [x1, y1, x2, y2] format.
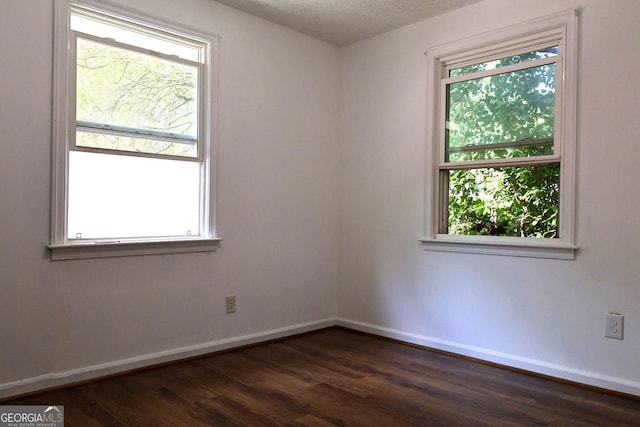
[337, 318, 640, 397]
[0, 318, 336, 399]
[3, 317, 639, 399]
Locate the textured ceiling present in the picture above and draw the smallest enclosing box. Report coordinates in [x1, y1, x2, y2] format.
[215, 0, 483, 46]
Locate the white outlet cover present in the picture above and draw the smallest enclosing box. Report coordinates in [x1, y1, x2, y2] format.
[605, 313, 623, 340]
[226, 295, 236, 314]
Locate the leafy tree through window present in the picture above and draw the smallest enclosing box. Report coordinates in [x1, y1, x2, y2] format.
[422, 10, 579, 259]
[444, 48, 559, 237]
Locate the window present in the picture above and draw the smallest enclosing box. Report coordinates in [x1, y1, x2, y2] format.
[421, 10, 578, 259]
[49, 1, 220, 260]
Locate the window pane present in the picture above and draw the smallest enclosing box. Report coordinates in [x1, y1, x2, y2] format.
[449, 46, 558, 77]
[68, 152, 200, 239]
[76, 37, 199, 142]
[446, 63, 555, 162]
[447, 164, 559, 238]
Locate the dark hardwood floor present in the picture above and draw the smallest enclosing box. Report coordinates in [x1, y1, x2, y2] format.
[5, 328, 640, 426]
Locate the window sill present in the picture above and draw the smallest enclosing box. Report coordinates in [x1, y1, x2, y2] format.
[419, 236, 576, 260]
[47, 237, 222, 261]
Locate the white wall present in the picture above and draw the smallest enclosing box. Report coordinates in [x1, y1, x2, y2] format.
[0, 0, 339, 396]
[338, 0, 640, 395]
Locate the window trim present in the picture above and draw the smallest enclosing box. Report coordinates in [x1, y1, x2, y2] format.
[420, 8, 579, 260]
[50, 0, 221, 260]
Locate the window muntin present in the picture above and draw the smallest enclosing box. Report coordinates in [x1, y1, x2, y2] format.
[50, 2, 217, 249]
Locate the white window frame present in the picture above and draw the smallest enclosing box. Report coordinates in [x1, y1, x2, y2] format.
[420, 9, 579, 260]
[49, 0, 221, 260]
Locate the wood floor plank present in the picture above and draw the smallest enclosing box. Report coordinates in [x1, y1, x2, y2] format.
[5, 328, 640, 426]
[297, 330, 640, 425]
[194, 395, 278, 426]
[288, 413, 338, 427]
[244, 343, 374, 398]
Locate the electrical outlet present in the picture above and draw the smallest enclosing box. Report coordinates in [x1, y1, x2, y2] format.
[226, 295, 236, 314]
[604, 313, 623, 339]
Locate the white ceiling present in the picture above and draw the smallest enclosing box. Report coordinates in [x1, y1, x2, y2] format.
[214, 0, 483, 46]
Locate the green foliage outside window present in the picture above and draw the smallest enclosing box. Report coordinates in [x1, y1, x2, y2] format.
[445, 48, 560, 238]
[447, 165, 559, 237]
